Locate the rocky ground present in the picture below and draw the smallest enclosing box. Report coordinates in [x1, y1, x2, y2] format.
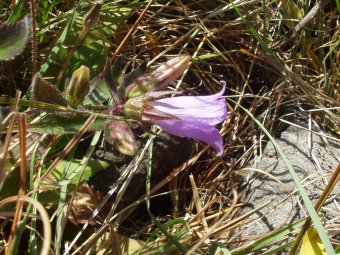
[239, 117, 340, 246]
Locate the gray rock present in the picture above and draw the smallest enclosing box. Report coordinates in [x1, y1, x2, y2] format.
[239, 121, 340, 244]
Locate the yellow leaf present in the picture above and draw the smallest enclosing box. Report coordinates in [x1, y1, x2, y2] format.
[300, 226, 327, 255]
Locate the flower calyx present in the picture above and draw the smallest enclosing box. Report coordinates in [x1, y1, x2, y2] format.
[123, 91, 179, 123]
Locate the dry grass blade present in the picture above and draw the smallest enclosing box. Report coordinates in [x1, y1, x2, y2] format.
[0, 0, 339, 253]
[186, 201, 271, 255]
[110, 0, 154, 64]
[5, 112, 27, 254]
[0, 91, 21, 185]
[0, 196, 51, 255]
[189, 174, 209, 233]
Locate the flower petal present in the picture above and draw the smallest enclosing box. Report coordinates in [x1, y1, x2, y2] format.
[148, 83, 227, 125]
[153, 83, 226, 108]
[154, 119, 224, 156]
[150, 99, 227, 125]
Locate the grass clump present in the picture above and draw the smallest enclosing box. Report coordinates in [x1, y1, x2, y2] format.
[0, 0, 339, 254]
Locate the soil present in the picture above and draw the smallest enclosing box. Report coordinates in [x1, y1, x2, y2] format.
[88, 132, 192, 210]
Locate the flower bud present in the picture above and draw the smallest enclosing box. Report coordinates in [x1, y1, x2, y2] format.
[106, 121, 137, 156]
[151, 55, 190, 90]
[126, 55, 190, 98]
[83, 2, 102, 30]
[66, 65, 90, 107]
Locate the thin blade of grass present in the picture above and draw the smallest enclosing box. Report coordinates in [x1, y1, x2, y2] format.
[54, 145, 78, 255]
[28, 136, 45, 255]
[232, 218, 305, 255]
[261, 241, 295, 255]
[60, 131, 102, 254]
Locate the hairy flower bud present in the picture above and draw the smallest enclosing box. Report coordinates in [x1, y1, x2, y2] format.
[106, 121, 137, 156]
[66, 65, 90, 107]
[126, 55, 190, 98]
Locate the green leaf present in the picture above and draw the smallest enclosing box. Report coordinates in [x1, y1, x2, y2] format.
[0, 14, 31, 60]
[65, 5, 130, 75]
[0, 167, 20, 203]
[335, 244, 340, 254]
[37, 189, 60, 204]
[40, 3, 131, 82]
[28, 114, 107, 134]
[31, 74, 68, 106]
[84, 77, 112, 106]
[38, 0, 82, 76]
[46, 159, 108, 186]
[209, 242, 232, 255]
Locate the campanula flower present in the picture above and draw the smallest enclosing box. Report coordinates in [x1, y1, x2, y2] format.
[124, 83, 227, 156]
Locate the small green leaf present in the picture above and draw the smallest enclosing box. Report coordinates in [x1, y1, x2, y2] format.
[0, 167, 20, 202]
[0, 14, 31, 60]
[50, 159, 108, 185]
[37, 189, 60, 204]
[209, 242, 232, 255]
[83, 3, 102, 30]
[28, 114, 107, 134]
[31, 74, 68, 106]
[84, 77, 112, 105]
